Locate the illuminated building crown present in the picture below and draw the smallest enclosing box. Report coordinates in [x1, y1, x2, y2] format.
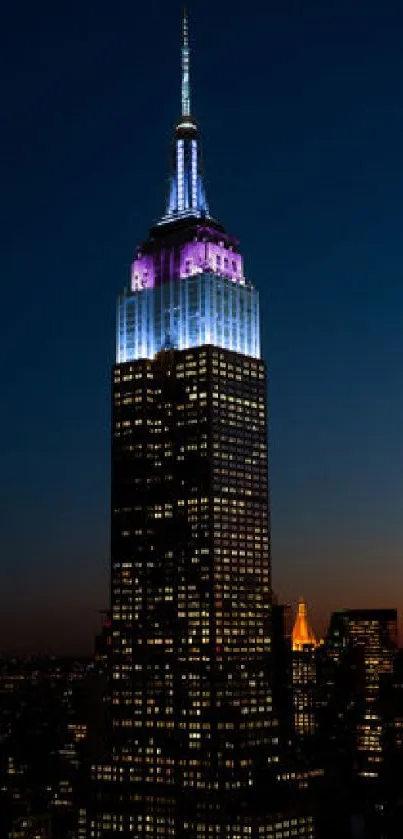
[116, 9, 260, 364]
[159, 8, 210, 224]
[292, 598, 317, 651]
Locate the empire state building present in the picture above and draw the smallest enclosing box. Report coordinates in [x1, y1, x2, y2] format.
[87, 10, 314, 839]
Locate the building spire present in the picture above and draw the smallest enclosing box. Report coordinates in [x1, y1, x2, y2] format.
[159, 7, 210, 225]
[182, 7, 191, 117]
[292, 598, 317, 652]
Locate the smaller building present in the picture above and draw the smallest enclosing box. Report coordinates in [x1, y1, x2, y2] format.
[327, 609, 397, 781]
[291, 599, 317, 738]
[9, 814, 52, 839]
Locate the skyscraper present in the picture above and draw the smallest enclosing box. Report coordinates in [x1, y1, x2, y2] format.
[87, 11, 314, 839]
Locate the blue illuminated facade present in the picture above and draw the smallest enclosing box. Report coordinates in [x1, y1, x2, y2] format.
[117, 271, 260, 363]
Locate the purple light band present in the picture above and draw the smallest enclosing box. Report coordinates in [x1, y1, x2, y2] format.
[131, 240, 245, 291]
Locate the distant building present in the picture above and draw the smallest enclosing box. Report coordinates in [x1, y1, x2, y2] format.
[292, 600, 317, 737]
[94, 612, 111, 674]
[325, 609, 397, 780]
[9, 814, 52, 839]
[292, 599, 317, 652]
[0, 657, 90, 839]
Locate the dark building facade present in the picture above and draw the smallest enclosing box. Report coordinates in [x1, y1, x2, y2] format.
[325, 608, 397, 781]
[312, 609, 399, 838]
[87, 10, 315, 839]
[110, 345, 274, 780]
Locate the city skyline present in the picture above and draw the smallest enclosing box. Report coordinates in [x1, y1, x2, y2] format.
[1, 0, 403, 653]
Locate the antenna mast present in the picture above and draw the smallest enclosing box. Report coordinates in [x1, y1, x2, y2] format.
[182, 7, 191, 117]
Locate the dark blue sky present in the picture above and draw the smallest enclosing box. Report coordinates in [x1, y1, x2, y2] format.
[1, 0, 403, 652]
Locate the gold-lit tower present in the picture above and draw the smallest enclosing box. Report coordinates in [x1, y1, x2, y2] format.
[292, 599, 317, 737]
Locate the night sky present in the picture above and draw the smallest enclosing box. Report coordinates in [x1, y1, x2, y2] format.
[1, 0, 403, 653]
